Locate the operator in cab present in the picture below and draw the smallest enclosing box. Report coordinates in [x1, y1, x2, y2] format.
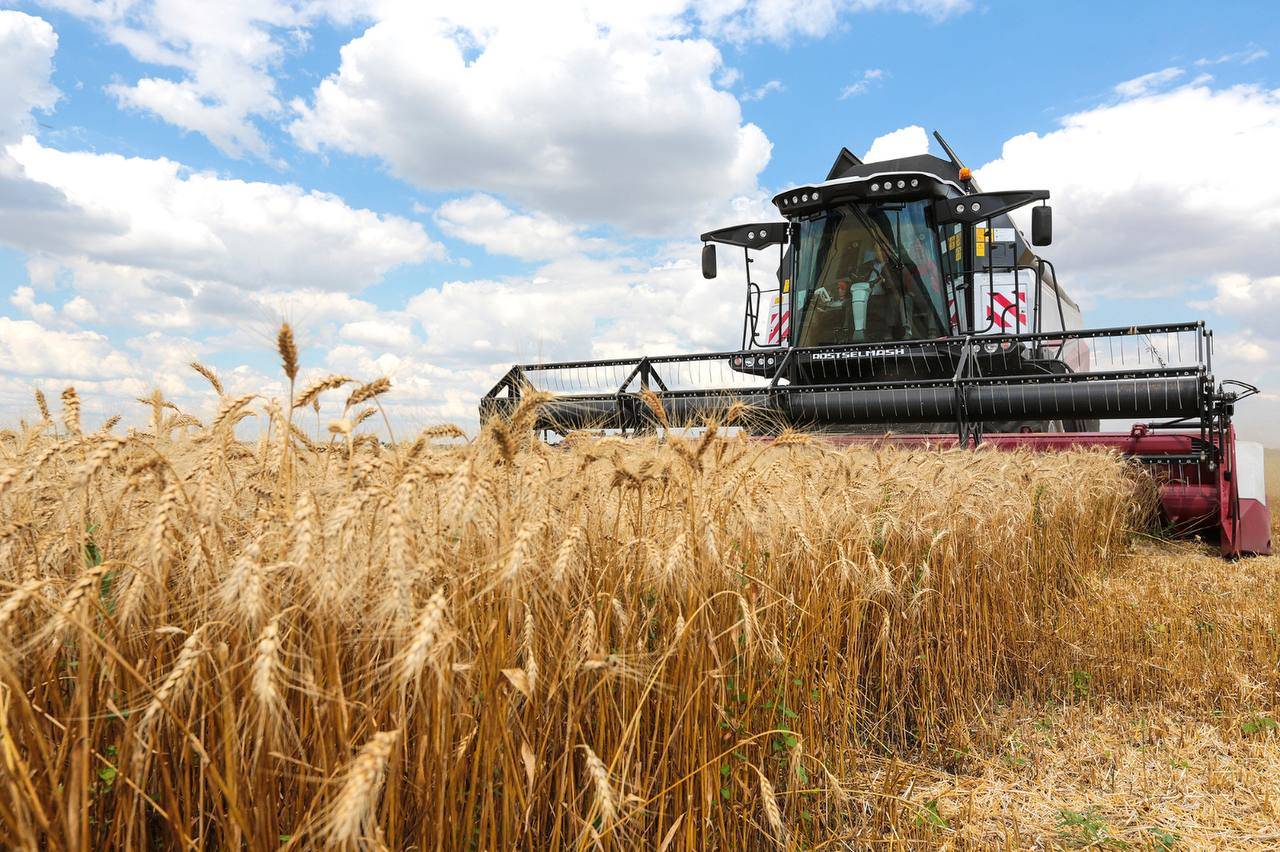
[796, 201, 947, 347]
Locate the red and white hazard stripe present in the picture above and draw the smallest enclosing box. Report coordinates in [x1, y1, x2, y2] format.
[986, 292, 1027, 331]
[767, 295, 790, 344]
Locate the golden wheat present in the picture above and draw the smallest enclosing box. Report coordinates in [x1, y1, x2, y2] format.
[0, 326, 1274, 849]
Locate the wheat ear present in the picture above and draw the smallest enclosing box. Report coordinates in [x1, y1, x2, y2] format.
[189, 362, 224, 395]
[756, 769, 787, 847]
[396, 589, 448, 687]
[580, 744, 617, 825]
[327, 730, 398, 845]
[251, 613, 285, 719]
[60, 387, 81, 436]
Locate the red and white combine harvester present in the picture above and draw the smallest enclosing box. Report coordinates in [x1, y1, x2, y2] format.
[483, 132, 1271, 557]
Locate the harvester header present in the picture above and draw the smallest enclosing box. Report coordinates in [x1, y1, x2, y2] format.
[482, 131, 1271, 557]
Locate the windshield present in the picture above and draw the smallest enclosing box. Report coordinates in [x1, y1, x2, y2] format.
[794, 200, 948, 347]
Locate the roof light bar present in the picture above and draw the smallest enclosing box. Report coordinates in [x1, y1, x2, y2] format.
[773, 172, 946, 214]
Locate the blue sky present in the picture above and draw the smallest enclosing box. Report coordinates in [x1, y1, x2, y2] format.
[1, 1, 1278, 441]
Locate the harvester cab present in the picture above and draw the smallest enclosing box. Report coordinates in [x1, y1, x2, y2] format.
[702, 135, 1085, 414]
[482, 131, 1271, 557]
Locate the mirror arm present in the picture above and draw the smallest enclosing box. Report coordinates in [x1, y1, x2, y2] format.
[933, 190, 1049, 226]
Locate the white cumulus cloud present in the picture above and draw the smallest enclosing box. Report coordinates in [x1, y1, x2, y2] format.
[0, 9, 452, 429]
[1195, 46, 1268, 67]
[1113, 67, 1185, 99]
[38, 0, 353, 159]
[693, 0, 969, 43]
[742, 79, 785, 101]
[862, 124, 928, 162]
[975, 82, 1280, 299]
[340, 317, 417, 351]
[5, 137, 440, 293]
[840, 67, 885, 99]
[39, 0, 974, 164]
[0, 11, 59, 144]
[405, 250, 742, 368]
[972, 82, 1280, 444]
[290, 4, 772, 234]
[0, 316, 136, 379]
[434, 195, 611, 261]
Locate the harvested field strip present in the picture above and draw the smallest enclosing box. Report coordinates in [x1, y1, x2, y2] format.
[892, 541, 1280, 849]
[0, 382, 1274, 849]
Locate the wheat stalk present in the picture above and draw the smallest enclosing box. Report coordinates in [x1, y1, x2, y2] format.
[522, 602, 538, 695]
[189, 361, 224, 395]
[50, 562, 112, 643]
[639, 388, 670, 430]
[578, 606, 598, 662]
[326, 730, 398, 845]
[396, 588, 447, 687]
[60, 387, 81, 437]
[0, 339, 1194, 851]
[502, 519, 542, 586]
[277, 323, 299, 383]
[580, 744, 617, 825]
[77, 434, 130, 488]
[222, 540, 267, 628]
[211, 393, 257, 435]
[294, 375, 353, 411]
[420, 424, 466, 441]
[251, 613, 285, 719]
[289, 490, 318, 565]
[756, 769, 787, 847]
[0, 579, 44, 632]
[551, 524, 585, 585]
[139, 623, 210, 733]
[345, 377, 391, 410]
[33, 389, 50, 423]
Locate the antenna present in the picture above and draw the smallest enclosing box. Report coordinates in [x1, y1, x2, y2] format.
[933, 130, 978, 190]
[932, 131, 966, 170]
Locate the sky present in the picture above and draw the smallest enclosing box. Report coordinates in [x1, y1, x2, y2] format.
[1, 0, 1279, 443]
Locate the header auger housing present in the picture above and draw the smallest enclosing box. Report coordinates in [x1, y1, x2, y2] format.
[482, 131, 1271, 557]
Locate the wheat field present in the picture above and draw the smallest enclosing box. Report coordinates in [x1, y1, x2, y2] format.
[0, 330, 1276, 850]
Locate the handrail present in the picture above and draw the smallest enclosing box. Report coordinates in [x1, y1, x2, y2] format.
[495, 321, 1207, 376]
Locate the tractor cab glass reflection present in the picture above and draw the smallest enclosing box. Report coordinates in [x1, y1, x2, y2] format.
[794, 200, 948, 347]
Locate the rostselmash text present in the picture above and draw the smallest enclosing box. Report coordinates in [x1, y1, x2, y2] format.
[810, 347, 909, 360]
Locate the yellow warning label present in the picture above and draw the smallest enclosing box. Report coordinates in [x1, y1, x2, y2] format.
[947, 232, 962, 261]
[974, 226, 988, 257]
[783, 279, 790, 293]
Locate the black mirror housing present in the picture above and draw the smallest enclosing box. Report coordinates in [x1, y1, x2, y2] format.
[1032, 205, 1053, 246]
[701, 243, 717, 279]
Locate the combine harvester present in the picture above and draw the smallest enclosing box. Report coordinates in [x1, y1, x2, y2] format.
[482, 132, 1271, 557]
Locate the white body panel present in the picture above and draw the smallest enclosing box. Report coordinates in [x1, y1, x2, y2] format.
[1236, 441, 1269, 505]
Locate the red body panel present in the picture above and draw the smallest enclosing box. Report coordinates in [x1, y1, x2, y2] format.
[820, 426, 1272, 558]
[1237, 499, 1272, 555]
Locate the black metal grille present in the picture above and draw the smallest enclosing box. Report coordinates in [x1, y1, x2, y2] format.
[481, 322, 1220, 440]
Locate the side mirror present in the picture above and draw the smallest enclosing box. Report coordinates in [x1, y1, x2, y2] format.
[701, 243, 717, 279]
[1031, 205, 1053, 246]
